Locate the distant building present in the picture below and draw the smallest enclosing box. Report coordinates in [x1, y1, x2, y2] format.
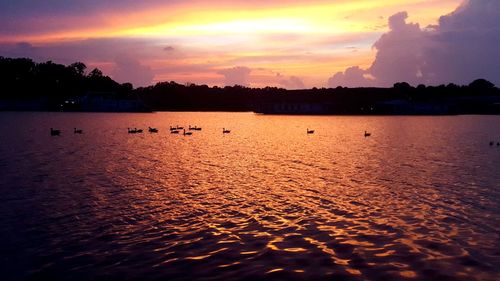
[255, 102, 329, 114]
[0, 97, 49, 111]
[70, 93, 150, 112]
[375, 99, 451, 115]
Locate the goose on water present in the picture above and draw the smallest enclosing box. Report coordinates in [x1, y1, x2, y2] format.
[74, 128, 83, 134]
[364, 131, 371, 137]
[307, 128, 314, 134]
[50, 128, 61, 136]
[223, 128, 231, 134]
[183, 129, 192, 136]
[148, 127, 158, 133]
[128, 128, 143, 133]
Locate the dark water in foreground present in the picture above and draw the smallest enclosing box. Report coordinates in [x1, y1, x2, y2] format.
[0, 112, 499, 281]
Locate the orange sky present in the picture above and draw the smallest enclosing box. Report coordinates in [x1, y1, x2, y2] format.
[0, 0, 463, 88]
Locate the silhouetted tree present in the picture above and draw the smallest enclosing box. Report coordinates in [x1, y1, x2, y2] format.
[69, 62, 86, 76]
[416, 84, 426, 90]
[0, 57, 136, 109]
[393, 82, 412, 89]
[469, 79, 495, 89]
[121, 83, 133, 91]
[88, 68, 103, 78]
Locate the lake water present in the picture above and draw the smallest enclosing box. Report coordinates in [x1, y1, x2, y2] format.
[0, 112, 499, 281]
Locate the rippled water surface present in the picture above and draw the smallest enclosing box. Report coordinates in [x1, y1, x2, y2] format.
[1, 112, 499, 281]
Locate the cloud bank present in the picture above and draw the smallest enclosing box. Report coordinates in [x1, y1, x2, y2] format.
[217, 66, 252, 86]
[277, 73, 305, 89]
[328, 0, 500, 87]
[112, 56, 155, 87]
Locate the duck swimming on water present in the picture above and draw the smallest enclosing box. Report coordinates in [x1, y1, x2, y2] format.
[50, 128, 61, 136]
[189, 125, 202, 131]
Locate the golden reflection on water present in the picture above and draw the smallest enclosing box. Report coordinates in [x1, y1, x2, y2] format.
[266, 268, 284, 274]
[400, 270, 417, 278]
[1, 112, 499, 281]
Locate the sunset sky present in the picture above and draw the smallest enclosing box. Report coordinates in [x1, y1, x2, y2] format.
[1, 0, 498, 88]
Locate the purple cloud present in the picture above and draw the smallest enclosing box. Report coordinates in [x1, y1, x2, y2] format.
[328, 0, 500, 87]
[277, 74, 305, 89]
[422, 0, 500, 86]
[163, 46, 175, 52]
[217, 66, 251, 86]
[369, 11, 425, 86]
[328, 66, 373, 88]
[0, 38, 164, 64]
[111, 55, 155, 87]
[0, 1, 185, 36]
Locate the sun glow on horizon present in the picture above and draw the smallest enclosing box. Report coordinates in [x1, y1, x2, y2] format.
[0, 0, 462, 88]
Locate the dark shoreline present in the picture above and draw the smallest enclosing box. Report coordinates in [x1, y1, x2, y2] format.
[3, 109, 500, 116]
[3, 57, 500, 115]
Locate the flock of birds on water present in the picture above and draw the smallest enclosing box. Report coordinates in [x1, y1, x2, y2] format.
[49, 125, 230, 136]
[49, 127, 500, 146]
[49, 127, 374, 137]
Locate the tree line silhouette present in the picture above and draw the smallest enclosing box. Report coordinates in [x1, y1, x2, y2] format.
[137, 79, 500, 114]
[1, 56, 500, 114]
[0, 57, 134, 110]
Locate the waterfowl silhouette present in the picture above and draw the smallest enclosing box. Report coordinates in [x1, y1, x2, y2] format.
[50, 128, 61, 136]
[171, 129, 180, 134]
[364, 131, 371, 137]
[490, 141, 494, 146]
[183, 129, 192, 136]
[189, 125, 202, 131]
[136, 128, 143, 133]
[128, 128, 136, 134]
[74, 128, 83, 134]
[148, 127, 158, 133]
[307, 128, 314, 134]
[176, 125, 184, 130]
[223, 128, 231, 134]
